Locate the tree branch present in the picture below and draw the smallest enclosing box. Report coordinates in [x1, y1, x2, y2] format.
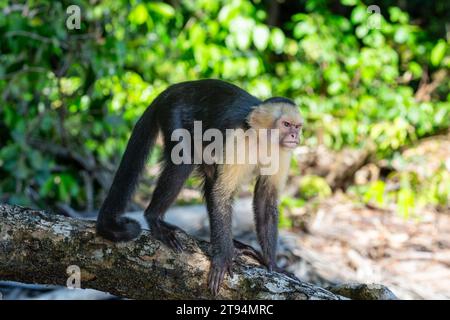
[0, 203, 344, 300]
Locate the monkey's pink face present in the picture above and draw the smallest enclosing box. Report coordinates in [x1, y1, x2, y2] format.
[277, 117, 303, 149]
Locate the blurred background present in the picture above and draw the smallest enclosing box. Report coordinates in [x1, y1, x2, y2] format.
[0, 0, 449, 299]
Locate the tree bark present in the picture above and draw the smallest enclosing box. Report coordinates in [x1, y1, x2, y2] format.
[0, 203, 344, 300]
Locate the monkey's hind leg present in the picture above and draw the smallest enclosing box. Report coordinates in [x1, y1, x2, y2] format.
[144, 162, 193, 252]
[97, 215, 142, 242]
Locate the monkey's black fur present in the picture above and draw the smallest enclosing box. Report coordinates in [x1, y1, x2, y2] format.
[97, 80, 261, 239]
[97, 79, 290, 294]
[96, 105, 158, 241]
[263, 96, 296, 106]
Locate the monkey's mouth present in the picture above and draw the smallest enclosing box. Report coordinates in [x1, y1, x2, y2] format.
[282, 141, 299, 148]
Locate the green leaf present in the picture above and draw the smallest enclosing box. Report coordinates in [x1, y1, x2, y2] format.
[351, 6, 366, 24]
[58, 181, 69, 202]
[298, 175, 332, 200]
[364, 180, 386, 206]
[270, 28, 285, 53]
[394, 26, 409, 44]
[129, 4, 148, 25]
[328, 81, 343, 95]
[389, 7, 409, 24]
[148, 2, 175, 18]
[40, 177, 55, 197]
[408, 61, 422, 78]
[397, 188, 415, 218]
[341, 0, 358, 6]
[355, 25, 368, 38]
[253, 25, 270, 51]
[293, 21, 316, 38]
[430, 40, 447, 66]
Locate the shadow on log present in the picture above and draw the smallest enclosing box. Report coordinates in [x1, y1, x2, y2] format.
[0, 204, 344, 300]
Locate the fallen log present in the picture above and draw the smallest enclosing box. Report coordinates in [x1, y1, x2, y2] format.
[0, 203, 343, 300]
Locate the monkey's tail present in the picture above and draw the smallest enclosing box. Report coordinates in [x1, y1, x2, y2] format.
[96, 106, 159, 242]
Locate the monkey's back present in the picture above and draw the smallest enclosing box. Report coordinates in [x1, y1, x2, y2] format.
[152, 79, 262, 135]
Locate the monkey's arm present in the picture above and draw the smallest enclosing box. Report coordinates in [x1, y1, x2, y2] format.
[253, 176, 279, 271]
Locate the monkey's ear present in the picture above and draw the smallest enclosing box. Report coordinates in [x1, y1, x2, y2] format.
[247, 106, 276, 129]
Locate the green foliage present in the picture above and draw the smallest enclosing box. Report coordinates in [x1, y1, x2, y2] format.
[279, 196, 306, 228]
[0, 0, 448, 211]
[352, 168, 450, 218]
[362, 180, 387, 206]
[298, 175, 332, 200]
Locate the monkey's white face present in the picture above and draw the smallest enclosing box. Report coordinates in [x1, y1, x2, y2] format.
[277, 116, 303, 149]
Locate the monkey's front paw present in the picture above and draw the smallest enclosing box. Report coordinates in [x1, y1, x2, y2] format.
[208, 258, 233, 296]
[150, 220, 184, 253]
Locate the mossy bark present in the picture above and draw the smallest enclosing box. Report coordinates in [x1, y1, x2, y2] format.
[0, 203, 343, 300]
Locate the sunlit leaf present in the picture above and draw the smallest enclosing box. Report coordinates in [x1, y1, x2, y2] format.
[253, 25, 270, 51]
[270, 28, 285, 53]
[148, 2, 175, 18]
[129, 4, 148, 25]
[430, 40, 447, 66]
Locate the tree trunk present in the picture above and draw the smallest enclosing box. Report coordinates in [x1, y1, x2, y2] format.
[0, 203, 344, 300]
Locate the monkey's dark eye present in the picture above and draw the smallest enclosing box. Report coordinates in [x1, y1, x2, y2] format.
[283, 121, 290, 127]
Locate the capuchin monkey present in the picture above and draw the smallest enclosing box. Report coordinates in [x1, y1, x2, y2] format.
[96, 79, 303, 295]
